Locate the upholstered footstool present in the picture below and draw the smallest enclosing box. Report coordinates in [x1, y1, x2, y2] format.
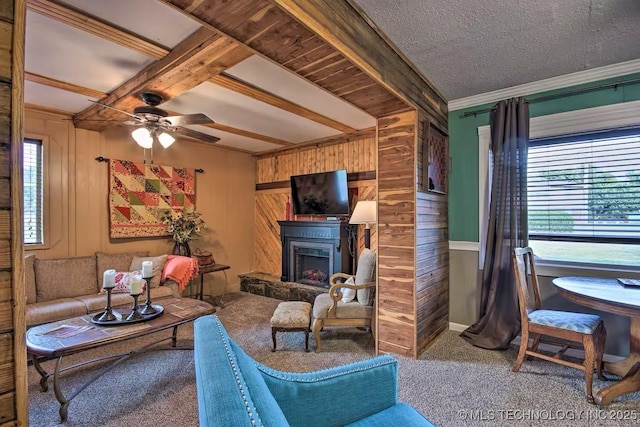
[270, 301, 312, 352]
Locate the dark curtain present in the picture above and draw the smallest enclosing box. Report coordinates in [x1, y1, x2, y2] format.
[460, 98, 529, 350]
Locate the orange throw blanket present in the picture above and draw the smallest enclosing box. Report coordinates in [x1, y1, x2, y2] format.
[162, 255, 199, 292]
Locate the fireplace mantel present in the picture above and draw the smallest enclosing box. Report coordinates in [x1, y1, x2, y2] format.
[278, 220, 355, 285]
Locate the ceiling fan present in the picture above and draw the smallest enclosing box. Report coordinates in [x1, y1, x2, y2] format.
[89, 92, 221, 148]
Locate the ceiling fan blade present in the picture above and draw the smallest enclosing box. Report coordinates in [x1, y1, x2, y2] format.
[87, 99, 143, 121]
[164, 113, 214, 126]
[171, 127, 220, 144]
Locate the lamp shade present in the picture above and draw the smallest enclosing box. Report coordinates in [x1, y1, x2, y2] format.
[158, 132, 175, 148]
[131, 127, 153, 149]
[349, 201, 377, 226]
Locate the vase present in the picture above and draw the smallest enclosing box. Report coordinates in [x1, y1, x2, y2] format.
[172, 241, 191, 257]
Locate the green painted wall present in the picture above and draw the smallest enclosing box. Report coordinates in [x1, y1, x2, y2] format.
[448, 73, 640, 242]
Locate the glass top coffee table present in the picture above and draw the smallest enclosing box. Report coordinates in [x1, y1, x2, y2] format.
[26, 297, 215, 422]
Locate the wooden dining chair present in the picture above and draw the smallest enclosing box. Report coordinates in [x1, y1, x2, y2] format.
[512, 246, 607, 403]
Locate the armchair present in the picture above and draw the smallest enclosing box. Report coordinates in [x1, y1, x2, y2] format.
[194, 314, 435, 426]
[311, 248, 376, 352]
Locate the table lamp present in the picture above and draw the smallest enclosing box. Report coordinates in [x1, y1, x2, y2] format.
[349, 200, 377, 249]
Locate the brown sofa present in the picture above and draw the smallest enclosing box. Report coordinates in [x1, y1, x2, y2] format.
[25, 251, 181, 327]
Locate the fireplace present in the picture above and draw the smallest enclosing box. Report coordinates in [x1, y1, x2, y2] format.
[278, 220, 354, 288]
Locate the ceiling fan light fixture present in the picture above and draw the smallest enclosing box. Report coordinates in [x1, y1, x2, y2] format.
[158, 131, 175, 148]
[132, 127, 153, 149]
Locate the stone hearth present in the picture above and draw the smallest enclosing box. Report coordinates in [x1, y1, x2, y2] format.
[238, 271, 327, 304]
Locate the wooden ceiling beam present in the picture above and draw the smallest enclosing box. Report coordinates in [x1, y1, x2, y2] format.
[25, 71, 106, 99]
[210, 73, 355, 133]
[73, 27, 252, 130]
[26, 0, 170, 59]
[26, 70, 292, 147]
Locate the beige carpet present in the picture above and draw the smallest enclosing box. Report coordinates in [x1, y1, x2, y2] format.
[28, 292, 640, 426]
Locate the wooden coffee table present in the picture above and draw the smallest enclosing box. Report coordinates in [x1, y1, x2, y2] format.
[26, 297, 215, 422]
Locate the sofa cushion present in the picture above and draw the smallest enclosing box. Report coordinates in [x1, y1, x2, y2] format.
[129, 255, 168, 288]
[35, 255, 98, 302]
[355, 249, 376, 306]
[26, 298, 88, 327]
[96, 251, 149, 288]
[25, 254, 37, 304]
[75, 286, 174, 313]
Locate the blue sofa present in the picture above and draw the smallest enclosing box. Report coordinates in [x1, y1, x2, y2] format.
[194, 314, 435, 426]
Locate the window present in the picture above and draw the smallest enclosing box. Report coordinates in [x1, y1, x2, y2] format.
[478, 99, 640, 270]
[23, 139, 43, 245]
[528, 128, 640, 267]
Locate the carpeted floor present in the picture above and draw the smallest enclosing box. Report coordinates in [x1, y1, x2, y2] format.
[28, 292, 640, 426]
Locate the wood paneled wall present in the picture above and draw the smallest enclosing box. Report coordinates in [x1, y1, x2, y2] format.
[23, 110, 256, 300]
[376, 110, 417, 357]
[254, 135, 377, 276]
[0, 0, 26, 424]
[415, 114, 449, 355]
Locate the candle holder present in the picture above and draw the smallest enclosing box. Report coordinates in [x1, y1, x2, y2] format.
[126, 293, 144, 321]
[139, 276, 157, 315]
[97, 288, 117, 322]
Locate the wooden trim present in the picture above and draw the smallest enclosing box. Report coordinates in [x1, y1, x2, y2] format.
[204, 123, 294, 147]
[26, 0, 170, 59]
[211, 74, 356, 133]
[25, 71, 106, 99]
[255, 170, 376, 190]
[12, 0, 28, 424]
[24, 103, 72, 117]
[256, 126, 376, 158]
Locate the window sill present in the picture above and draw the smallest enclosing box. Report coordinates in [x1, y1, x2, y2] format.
[536, 259, 640, 278]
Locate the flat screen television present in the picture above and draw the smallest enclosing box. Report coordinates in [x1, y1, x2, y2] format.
[290, 169, 349, 216]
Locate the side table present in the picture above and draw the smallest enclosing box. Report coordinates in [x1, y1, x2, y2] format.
[192, 263, 230, 306]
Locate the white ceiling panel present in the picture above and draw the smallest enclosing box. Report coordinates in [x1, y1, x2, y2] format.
[226, 55, 376, 129]
[24, 81, 97, 113]
[187, 125, 283, 152]
[26, 10, 154, 93]
[164, 82, 341, 143]
[58, 0, 201, 49]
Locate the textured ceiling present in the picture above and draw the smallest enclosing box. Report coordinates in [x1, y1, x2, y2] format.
[354, 0, 640, 100]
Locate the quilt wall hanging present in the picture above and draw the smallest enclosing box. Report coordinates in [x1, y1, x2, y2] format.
[109, 159, 196, 238]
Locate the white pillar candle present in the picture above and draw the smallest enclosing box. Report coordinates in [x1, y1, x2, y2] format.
[103, 269, 116, 289]
[130, 275, 143, 295]
[141, 260, 153, 278]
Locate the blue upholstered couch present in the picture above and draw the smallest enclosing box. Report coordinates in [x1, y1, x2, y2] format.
[194, 314, 435, 427]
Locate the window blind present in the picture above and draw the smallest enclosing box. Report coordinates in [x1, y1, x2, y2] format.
[528, 128, 640, 243]
[23, 139, 43, 244]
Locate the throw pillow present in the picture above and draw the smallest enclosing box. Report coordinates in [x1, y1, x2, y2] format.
[96, 251, 149, 288]
[129, 255, 168, 288]
[99, 271, 146, 294]
[341, 277, 356, 303]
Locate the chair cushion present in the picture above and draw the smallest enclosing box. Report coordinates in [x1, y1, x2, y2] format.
[355, 248, 376, 306]
[313, 293, 373, 319]
[528, 309, 601, 334]
[346, 403, 435, 427]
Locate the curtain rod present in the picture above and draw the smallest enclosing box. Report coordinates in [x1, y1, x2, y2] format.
[461, 77, 640, 118]
[94, 157, 204, 173]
